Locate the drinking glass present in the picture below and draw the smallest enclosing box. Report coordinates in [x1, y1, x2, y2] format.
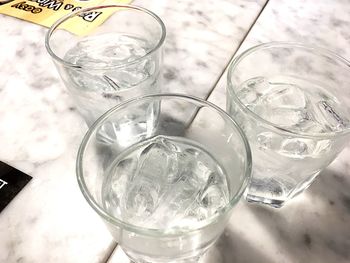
[227, 42, 350, 208]
[46, 5, 166, 126]
[76, 94, 251, 262]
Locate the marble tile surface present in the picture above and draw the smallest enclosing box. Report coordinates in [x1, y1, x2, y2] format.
[135, 0, 267, 97]
[0, 0, 267, 262]
[0, 17, 114, 263]
[207, 0, 350, 262]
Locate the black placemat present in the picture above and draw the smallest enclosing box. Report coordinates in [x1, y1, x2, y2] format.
[0, 161, 32, 212]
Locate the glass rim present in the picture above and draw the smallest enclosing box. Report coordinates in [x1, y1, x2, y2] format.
[227, 41, 350, 139]
[45, 4, 166, 71]
[76, 93, 252, 237]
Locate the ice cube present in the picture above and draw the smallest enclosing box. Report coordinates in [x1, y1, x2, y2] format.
[262, 107, 311, 128]
[256, 132, 279, 150]
[122, 182, 160, 220]
[252, 81, 317, 128]
[245, 76, 270, 95]
[197, 184, 227, 212]
[103, 135, 230, 229]
[105, 58, 154, 89]
[64, 33, 154, 92]
[145, 178, 198, 229]
[117, 137, 181, 225]
[119, 138, 182, 223]
[102, 157, 138, 217]
[263, 82, 307, 109]
[135, 136, 180, 183]
[70, 34, 148, 67]
[68, 69, 111, 92]
[316, 100, 349, 132]
[237, 86, 259, 105]
[279, 138, 314, 158]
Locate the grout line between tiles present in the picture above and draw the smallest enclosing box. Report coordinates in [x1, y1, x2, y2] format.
[185, 0, 270, 128]
[101, 241, 118, 263]
[204, 0, 270, 101]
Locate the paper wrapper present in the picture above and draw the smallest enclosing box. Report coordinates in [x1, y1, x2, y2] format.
[0, 0, 132, 34]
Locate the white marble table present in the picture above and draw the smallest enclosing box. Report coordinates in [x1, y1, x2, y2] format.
[0, 0, 349, 262]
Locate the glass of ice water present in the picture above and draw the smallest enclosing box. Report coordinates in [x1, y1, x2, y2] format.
[227, 42, 350, 208]
[45, 5, 165, 126]
[76, 94, 252, 263]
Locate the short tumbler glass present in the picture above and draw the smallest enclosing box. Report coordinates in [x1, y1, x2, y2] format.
[46, 5, 165, 126]
[76, 94, 251, 262]
[227, 42, 350, 208]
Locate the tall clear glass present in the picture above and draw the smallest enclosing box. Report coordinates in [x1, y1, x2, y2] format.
[46, 5, 166, 126]
[76, 94, 251, 263]
[227, 42, 350, 208]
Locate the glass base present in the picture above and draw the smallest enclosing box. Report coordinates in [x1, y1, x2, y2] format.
[245, 172, 321, 208]
[245, 193, 286, 208]
[124, 249, 202, 263]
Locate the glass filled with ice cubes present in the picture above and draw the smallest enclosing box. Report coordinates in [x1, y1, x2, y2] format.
[227, 42, 350, 208]
[76, 94, 252, 263]
[45, 5, 165, 126]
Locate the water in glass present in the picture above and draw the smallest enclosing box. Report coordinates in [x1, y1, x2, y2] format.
[230, 76, 350, 206]
[102, 135, 230, 231]
[64, 33, 159, 125]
